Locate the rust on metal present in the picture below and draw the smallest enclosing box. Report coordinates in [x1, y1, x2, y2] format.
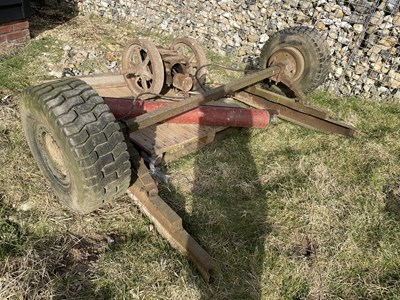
[266, 46, 308, 103]
[127, 157, 214, 282]
[245, 86, 327, 118]
[275, 74, 308, 104]
[268, 46, 305, 82]
[172, 73, 193, 91]
[122, 39, 165, 96]
[170, 37, 208, 90]
[234, 90, 355, 136]
[155, 38, 208, 92]
[157, 46, 187, 87]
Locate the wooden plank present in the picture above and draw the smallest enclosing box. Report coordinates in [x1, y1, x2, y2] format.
[128, 98, 236, 161]
[94, 87, 133, 98]
[131, 127, 157, 153]
[132, 124, 205, 154]
[130, 123, 226, 157]
[163, 135, 213, 163]
[79, 74, 127, 88]
[163, 126, 227, 162]
[78, 73, 133, 98]
[147, 125, 179, 152]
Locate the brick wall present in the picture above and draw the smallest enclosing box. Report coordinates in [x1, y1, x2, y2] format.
[0, 20, 30, 47]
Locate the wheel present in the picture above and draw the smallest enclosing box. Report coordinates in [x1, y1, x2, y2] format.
[170, 37, 208, 90]
[122, 39, 165, 97]
[20, 78, 131, 214]
[259, 26, 330, 97]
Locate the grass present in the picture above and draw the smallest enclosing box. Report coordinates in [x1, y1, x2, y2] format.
[0, 37, 62, 92]
[1, 8, 400, 300]
[160, 96, 400, 299]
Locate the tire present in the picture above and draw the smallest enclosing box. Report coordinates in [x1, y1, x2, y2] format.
[20, 78, 131, 214]
[259, 26, 330, 97]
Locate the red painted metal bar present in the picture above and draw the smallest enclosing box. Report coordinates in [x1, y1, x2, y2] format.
[105, 98, 271, 128]
[125, 65, 281, 131]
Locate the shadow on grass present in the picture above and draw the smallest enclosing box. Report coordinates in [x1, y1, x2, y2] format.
[29, 0, 78, 38]
[0, 199, 26, 260]
[160, 127, 270, 299]
[50, 234, 115, 299]
[0, 197, 113, 298]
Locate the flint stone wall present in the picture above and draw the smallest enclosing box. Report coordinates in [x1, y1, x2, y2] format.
[64, 0, 400, 100]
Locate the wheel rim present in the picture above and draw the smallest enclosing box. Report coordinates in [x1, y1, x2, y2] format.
[122, 39, 165, 97]
[267, 46, 305, 81]
[170, 38, 207, 90]
[36, 126, 70, 189]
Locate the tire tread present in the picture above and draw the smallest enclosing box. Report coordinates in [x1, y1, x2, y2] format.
[260, 26, 330, 96]
[24, 78, 131, 213]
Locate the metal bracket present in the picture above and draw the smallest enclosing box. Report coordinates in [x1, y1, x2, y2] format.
[274, 73, 308, 104]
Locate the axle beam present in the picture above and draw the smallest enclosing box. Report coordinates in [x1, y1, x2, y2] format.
[125, 65, 282, 132]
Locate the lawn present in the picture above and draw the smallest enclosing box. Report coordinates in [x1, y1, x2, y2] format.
[1, 9, 400, 300]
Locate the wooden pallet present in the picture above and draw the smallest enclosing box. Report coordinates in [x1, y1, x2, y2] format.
[78, 73, 237, 163]
[129, 123, 227, 163]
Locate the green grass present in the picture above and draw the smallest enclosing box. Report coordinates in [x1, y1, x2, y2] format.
[1, 11, 400, 300]
[0, 37, 62, 93]
[158, 94, 400, 299]
[0, 207, 26, 260]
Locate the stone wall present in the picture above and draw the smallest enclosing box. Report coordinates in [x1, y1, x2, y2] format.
[64, 0, 400, 100]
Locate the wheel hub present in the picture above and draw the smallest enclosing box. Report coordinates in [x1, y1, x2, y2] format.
[267, 46, 305, 81]
[40, 129, 70, 187]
